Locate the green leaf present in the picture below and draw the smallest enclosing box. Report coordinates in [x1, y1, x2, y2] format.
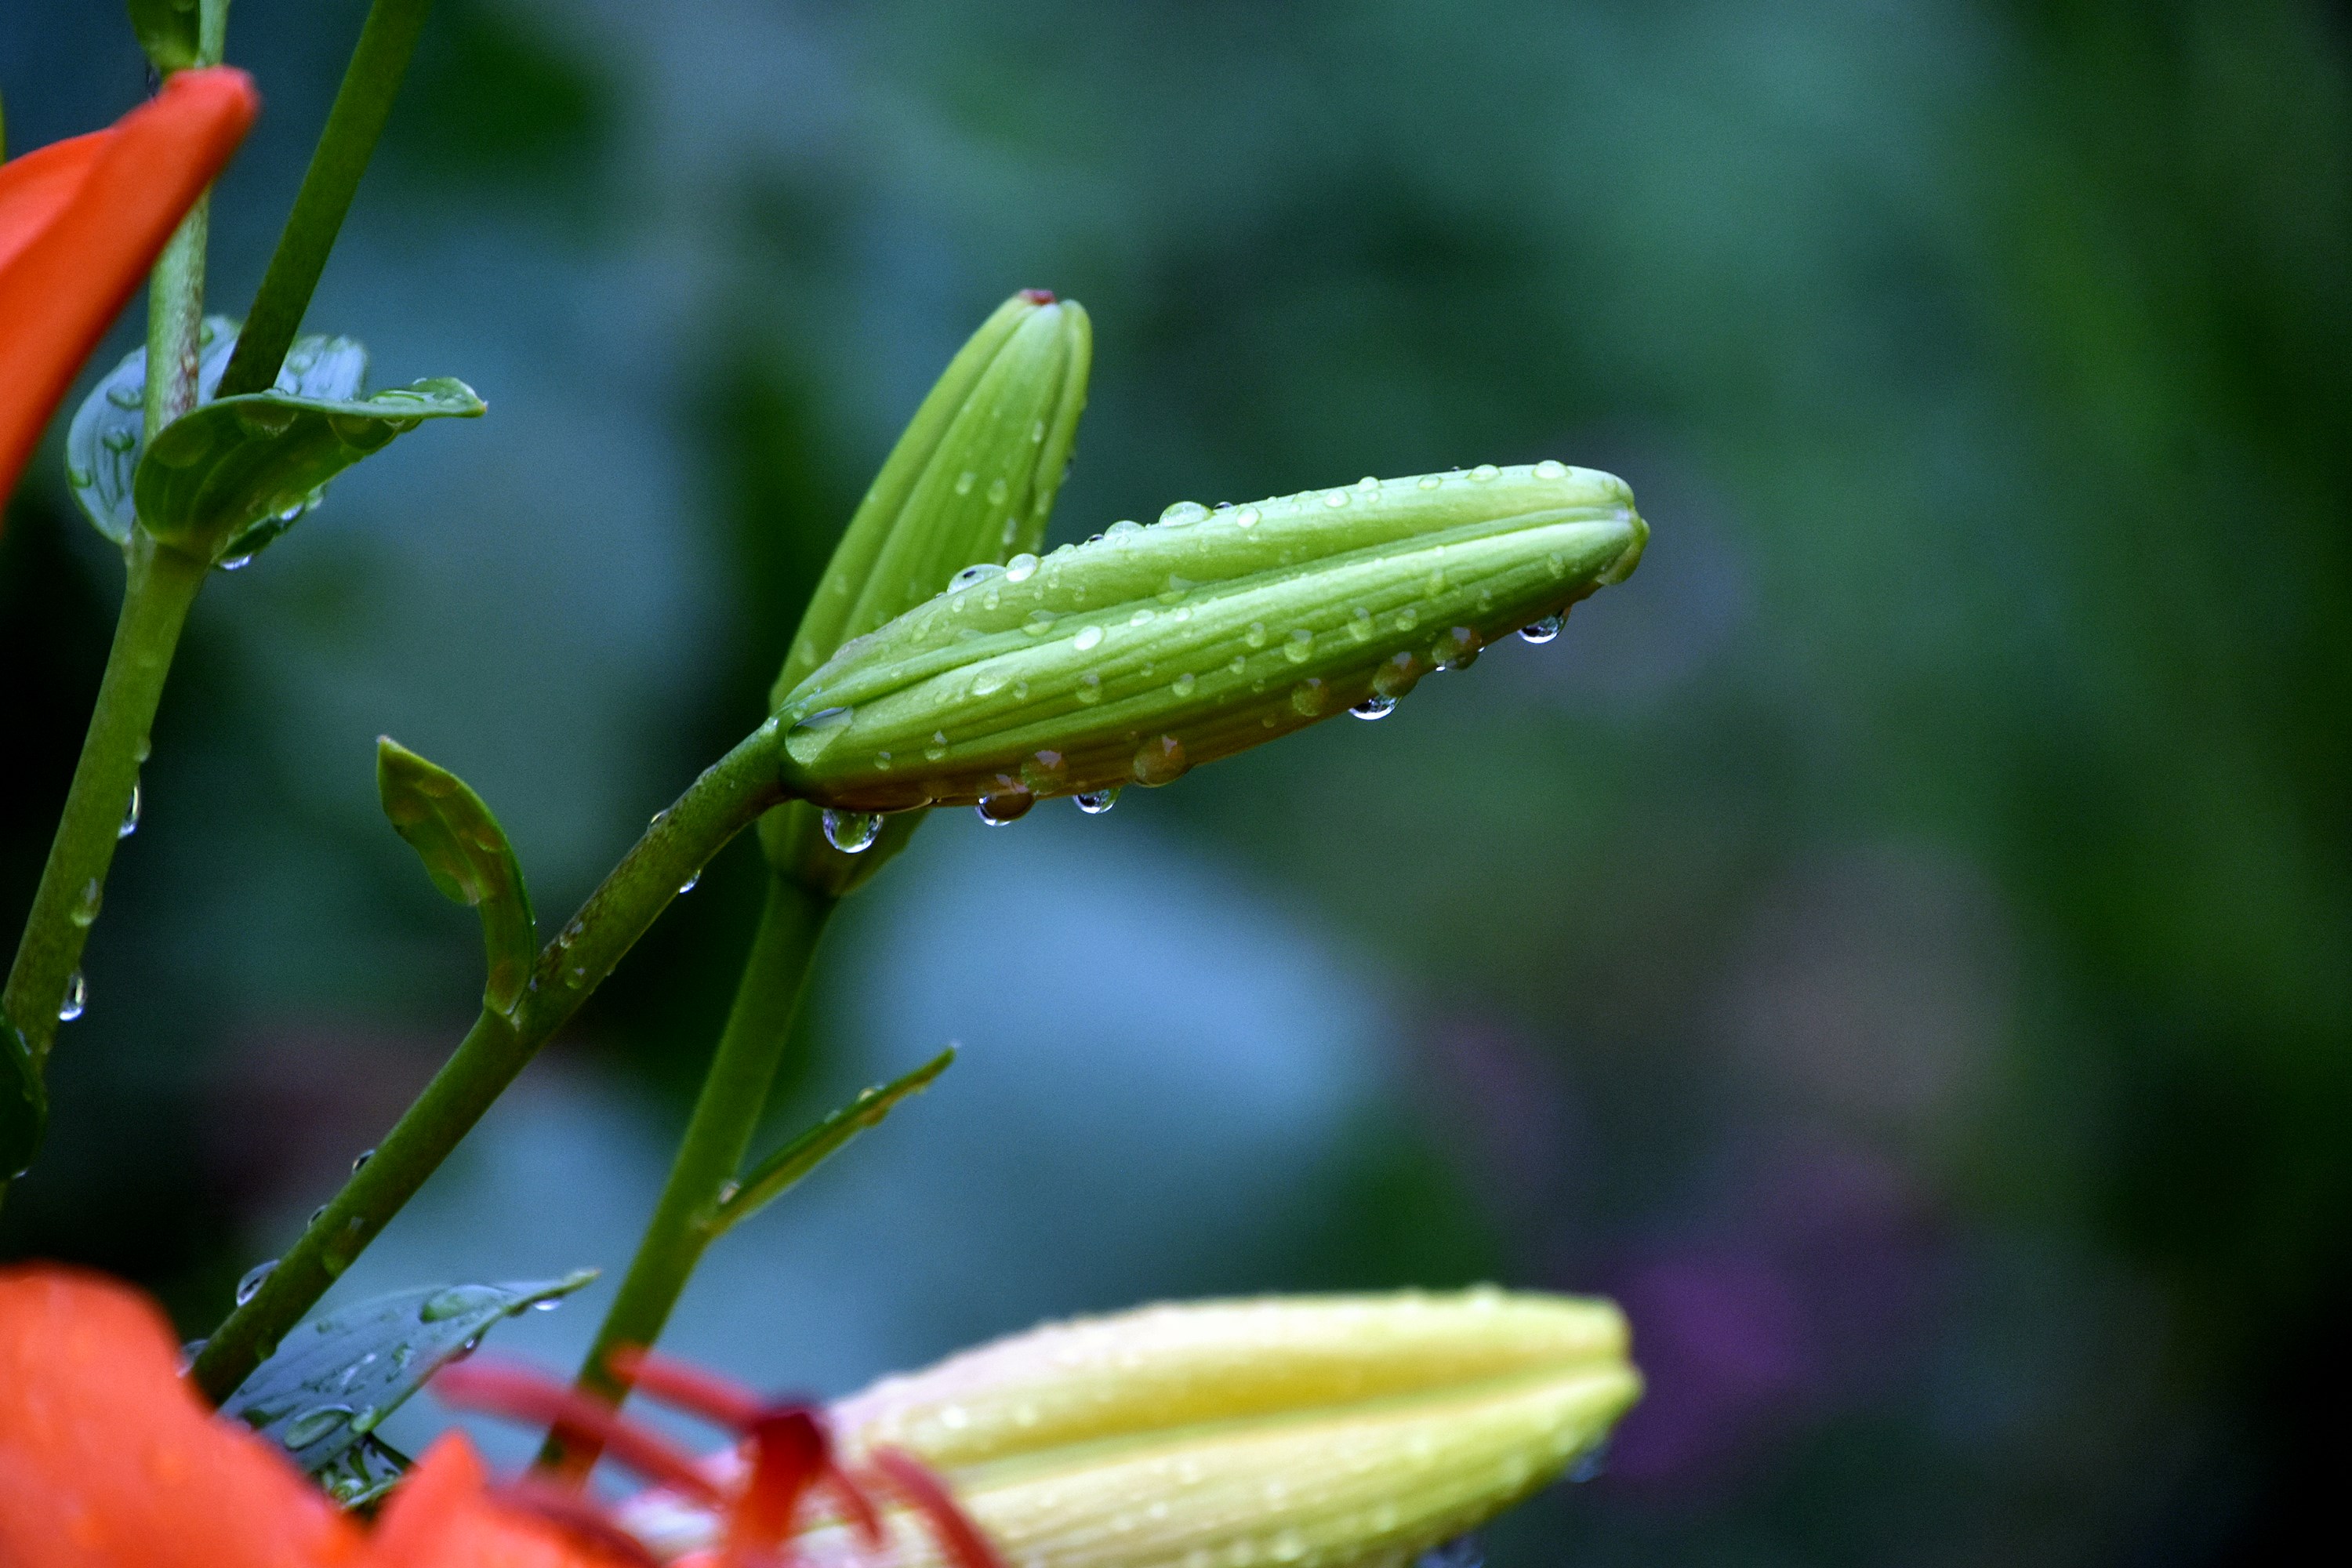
[316, 1433, 412, 1512]
[708, 1047, 953, 1236]
[67, 318, 368, 548]
[125, 0, 201, 72]
[219, 1271, 597, 1476]
[136, 376, 484, 565]
[377, 739, 536, 1018]
[2, 1020, 45, 1182]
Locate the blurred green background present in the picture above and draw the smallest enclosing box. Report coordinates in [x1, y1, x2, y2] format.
[5, 1, 2347, 1562]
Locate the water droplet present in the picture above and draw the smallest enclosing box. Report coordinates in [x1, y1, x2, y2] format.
[1075, 672, 1102, 704]
[216, 553, 254, 572]
[557, 916, 586, 949]
[1246, 622, 1268, 648]
[1106, 519, 1144, 539]
[235, 401, 297, 437]
[717, 1179, 742, 1204]
[236, 1260, 277, 1305]
[822, 809, 882, 853]
[950, 562, 1004, 590]
[649, 808, 670, 829]
[1323, 488, 1350, 508]
[954, 470, 978, 495]
[1075, 786, 1122, 815]
[1534, 459, 1569, 479]
[1132, 735, 1188, 786]
[1024, 609, 1058, 634]
[70, 878, 102, 927]
[1171, 672, 1197, 697]
[987, 477, 1010, 506]
[977, 789, 1033, 826]
[1235, 506, 1261, 528]
[925, 731, 949, 761]
[282, 1406, 354, 1449]
[100, 427, 137, 454]
[1351, 695, 1396, 720]
[1519, 614, 1564, 644]
[309, 1205, 328, 1227]
[1159, 500, 1209, 527]
[176, 1339, 207, 1375]
[1004, 552, 1040, 583]
[1417, 474, 1443, 489]
[1073, 625, 1105, 652]
[1128, 608, 1156, 627]
[529, 1297, 562, 1312]
[119, 779, 141, 837]
[1348, 607, 1374, 643]
[56, 971, 85, 1022]
[1283, 629, 1313, 663]
[1024, 751, 1070, 792]
[418, 1287, 477, 1322]
[784, 706, 855, 765]
[351, 1149, 374, 1174]
[1471, 463, 1500, 481]
[676, 870, 700, 895]
[971, 670, 1007, 698]
[1290, 679, 1329, 716]
[1434, 626, 1482, 670]
[1567, 1437, 1612, 1483]
[1374, 652, 1424, 699]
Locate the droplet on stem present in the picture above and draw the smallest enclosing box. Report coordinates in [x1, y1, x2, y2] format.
[236, 1260, 278, 1305]
[57, 971, 87, 1022]
[119, 779, 141, 837]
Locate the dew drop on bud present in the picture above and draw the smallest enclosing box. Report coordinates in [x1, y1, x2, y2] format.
[219, 554, 254, 572]
[57, 970, 86, 1022]
[1158, 500, 1209, 527]
[236, 1260, 278, 1306]
[70, 878, 102, 928]
[119, 779, 141, 838]
[1234, 506, 1261, 528]
[1075, 786, 1122, 815]
[1534, 459, 1569, 479]
[784, 706, 854, 766]
[1105, 519, 1143, 539]
[822, 809, 883, 854]
[1351, 695, 1397, 720]
[1471, 463, 1500, 481]
[1519, 614, 1564, 644]
[976, 788, 1034, 826]
[1132, 735, 1189, 786]
[677, 871, 700, 895]
[1004, 552, 1040, 583]
[950, 562, 1003, 590]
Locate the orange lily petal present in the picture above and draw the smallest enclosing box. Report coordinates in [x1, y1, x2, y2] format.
[365, 1436, 649, 1568]
[0, 1264, 361, 1568]
[0, 66, 259, 507]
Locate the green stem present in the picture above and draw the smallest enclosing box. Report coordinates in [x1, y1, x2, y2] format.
[142, 201, 209, 440]
[189, 725, 792, 1403]
[216, 0, 435, 398]
[541, 876, 836, 1470]
[2, 540, 209, 1069]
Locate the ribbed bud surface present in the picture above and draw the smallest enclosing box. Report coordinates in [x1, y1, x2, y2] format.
[775, 463, 1644, 813]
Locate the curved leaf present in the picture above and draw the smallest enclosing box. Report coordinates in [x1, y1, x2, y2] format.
[125, 0, 201, 73]
[66, 318, 368, 548]
[219, 1271, 597, 1476]
[377, 738, 536, 1017]
[708, 1047, 953, 1236]
[2, 1021, 45, 1182]
[136, 376, 483, 564]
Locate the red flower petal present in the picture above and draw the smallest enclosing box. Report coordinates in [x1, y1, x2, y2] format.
[0, 66, 260, 508]
[0, 1265, 361, 1568]
[365, 1436, 649, 1568]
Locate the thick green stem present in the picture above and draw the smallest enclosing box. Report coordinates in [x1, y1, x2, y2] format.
[2, 540, 209, 1068]
[540, 875, 835, 1470]
[190, 726, 791, 1403]
[142, 201, 209, 439]
[217, 0, 434, 398]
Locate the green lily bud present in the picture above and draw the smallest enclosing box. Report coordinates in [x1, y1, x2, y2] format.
[628, 1289, 1639, 1567]
[760, 289, 1092, 895]
[773, 463, 1644, 820]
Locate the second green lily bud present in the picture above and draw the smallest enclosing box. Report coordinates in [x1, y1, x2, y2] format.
[625, 1288, 1639, 1567]
[774, 463, 1645, 820]
[760, 290, 1092, 895]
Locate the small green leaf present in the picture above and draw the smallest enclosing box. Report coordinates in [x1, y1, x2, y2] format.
[377, 739, 536, 1017]
[316, 1433, 412, 1512]
[135, 378, 483, 565]
[67, 318, 368, 548]
[708, 1047, 953, 1236]
[219, 1271, 597, 1476]
[125, 0, 201, 72]
[2, 1020, 45, 1181]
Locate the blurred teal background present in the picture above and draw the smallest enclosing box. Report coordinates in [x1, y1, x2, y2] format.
[5, 1, 2348, 1562]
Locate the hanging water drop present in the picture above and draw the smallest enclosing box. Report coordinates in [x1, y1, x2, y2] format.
[119, 778, 141, 837]
[976, 791, 1033, 826]
[822, 809, 882, 853]
[218, 554, 254, 572]
[70, 878, 102, 927]
[676, 870, 700, 895]
[1519, 614, 1564, 644]
[1075, 786, 1122, 815]
[351, 1149, 374, 1174]
[57, 971, 86, 1022]
[1351, 695, 1397, 720]
[236, 1260, 278, 1305]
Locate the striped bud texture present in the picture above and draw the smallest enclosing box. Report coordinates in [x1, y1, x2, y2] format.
[761, 289, 1092, 891]
[626, 1289, 1639, 1568]
[774, 463, 1644, 816]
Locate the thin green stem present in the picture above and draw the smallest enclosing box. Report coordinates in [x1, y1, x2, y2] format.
[201, 0, 232, 64]
[217, 0, 434, 398]
[2, 540, 209, 1069]
[142, 198, 209, 440]
[539, 877, 836, 1470]
[189, 725, 792, 1403]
